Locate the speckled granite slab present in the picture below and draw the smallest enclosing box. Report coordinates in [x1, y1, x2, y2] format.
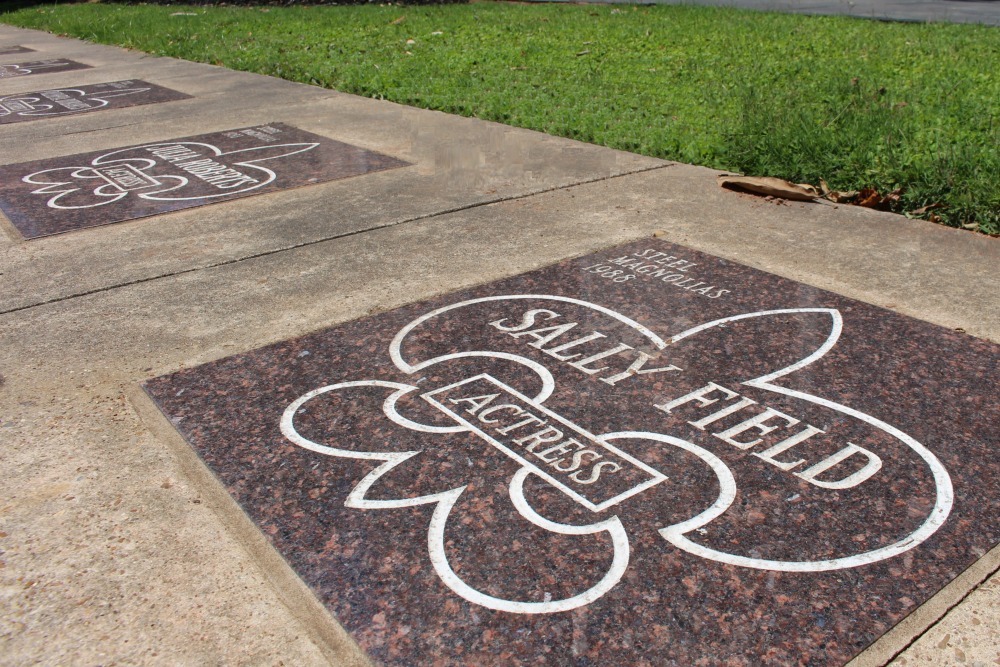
[0, 45, 34, 56]
[144, 239, 1000, 666]
[0, 58, 90, 79]
[0, 122, 410, 239]
[0, 79, 191, 125]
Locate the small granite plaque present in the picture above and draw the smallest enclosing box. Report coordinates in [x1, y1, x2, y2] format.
[0, 123, 410, 238]
[0, 58, 91, 79]
[0, 46, 35, 56]
[0, 80, 191, 125]
[144, 240, 1000, 666]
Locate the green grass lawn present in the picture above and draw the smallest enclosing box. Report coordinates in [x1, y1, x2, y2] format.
[3, 1, 999, 233]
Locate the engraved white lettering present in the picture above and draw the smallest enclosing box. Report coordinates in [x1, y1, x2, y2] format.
[713, 407, 799, 450]
[654, 382, 739, 417]
[794, 443, 883, 489]
[512, 426, 564, 452]
[570, 461, 623, 485]
[752, 425, 824, 471]
[489, 308, 558, 332]
[600, 350, 683, 386]
[657, 382, 883, 488]
[448, 393, 500, 414]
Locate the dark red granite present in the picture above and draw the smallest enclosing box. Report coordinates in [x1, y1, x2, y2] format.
[0, 58, 90, 79]
[0, 122, 410, 239]
[0, 79, 191, 125]
[0, 46, 35, 56]
[144, 240, 1000, 667]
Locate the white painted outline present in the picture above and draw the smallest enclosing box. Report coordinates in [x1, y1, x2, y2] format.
[422, 374, 668, 512]
[24, 166, 130, 209]
[0, 85, 152, 118]
[391, 294, 666, 383]
[92, 163, 163, 191]
[388, 294, 668, 408]
[281, 380, 427, 460]
[382, 388, 465, 434]
[457, 467, 630, 614]
[602, 431, 737, 529]
[660, 308, 954, 571]
[0, 60, 75, 78]
[391, 297, 953, 571]
[22, 138, 319, 210]
[281, 379, 629, 614]
[278, 296, 954, 613]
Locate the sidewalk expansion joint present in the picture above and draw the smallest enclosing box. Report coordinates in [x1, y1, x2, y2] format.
[10, 121, 144, 143]
[880, 558, 1000, 666]
[0, 162, 672, 318]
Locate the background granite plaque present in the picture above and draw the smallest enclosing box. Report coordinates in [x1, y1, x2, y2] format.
[0, 58, 91, 79]
[0, 80, 191, 125]
[0, 122, 410, 238]
[144, 239, 1000, 666]
[0, 45, 35, 56]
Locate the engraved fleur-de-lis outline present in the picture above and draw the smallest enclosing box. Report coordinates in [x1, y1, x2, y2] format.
[0, 60, 75, 77]
[21, 140, 320, 210]
[281, 294, 953, 613]
[0, 85, 153, 118]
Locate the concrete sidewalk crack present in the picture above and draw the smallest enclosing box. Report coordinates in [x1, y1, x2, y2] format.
[0, 163, 672, 317]
[60, 121, 143, 136]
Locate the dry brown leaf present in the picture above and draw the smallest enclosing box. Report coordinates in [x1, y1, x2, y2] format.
[818, 178, 857, 203]
[855, 188, 885, 208]
[717, 176, 819, 202]
[856, 187, 904, 209]
[910, 203, 945, 216]
[827, 190, 858, 204]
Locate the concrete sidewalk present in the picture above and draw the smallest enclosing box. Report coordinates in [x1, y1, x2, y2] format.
[1, 25, 998, 667]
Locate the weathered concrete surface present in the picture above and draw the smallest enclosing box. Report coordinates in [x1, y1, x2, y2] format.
[1, 21, 998, 667]
[889, 579, 1000, 667]
[0, 25, 663, 314]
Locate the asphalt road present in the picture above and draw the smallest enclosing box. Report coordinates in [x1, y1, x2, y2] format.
[539, 0, 1000, 26]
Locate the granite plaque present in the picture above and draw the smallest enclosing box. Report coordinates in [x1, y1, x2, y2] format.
[0, 46, 35, 56]
[0, 123, 410, 239]
[0, 80, 191, 125]
[0, 58, 91, 79]
[144, 240, 1000, 666]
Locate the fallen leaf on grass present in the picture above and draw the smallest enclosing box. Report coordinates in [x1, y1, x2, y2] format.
[390, 15, 406, 25]
[829, 190, 858, 203]
[718, 176, 819, 202]
[909, 202, 946, 216]
[855, 188, 882, 207]
[819, 178, 857, 203]
[855, 187, 903, 209]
